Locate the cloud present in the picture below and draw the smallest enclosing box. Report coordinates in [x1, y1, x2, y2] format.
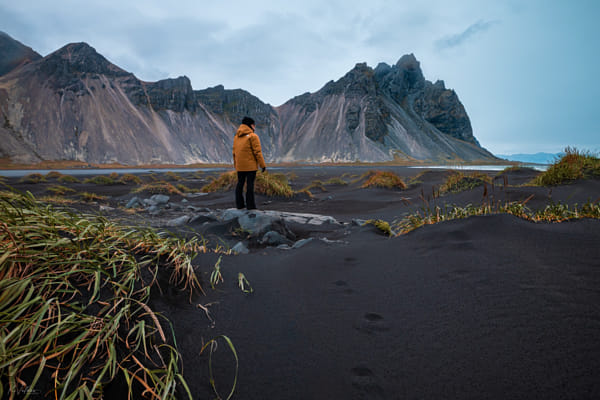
[435, 20, 498, 50]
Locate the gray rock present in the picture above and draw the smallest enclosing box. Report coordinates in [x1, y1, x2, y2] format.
[189, 213, 219, 224]
[232, 242, 249, 254]
[126, 197, 142, 208]
[151, 194, 170, 205]
[167, 215, 190, 227]
[352, 218, 368, 226]
[143, 198, 157, 207]
[147, 205, 161, 215]
[292, 238, 314, 249]
[277, 244, 291, 250]
[261, 231, 292, 246]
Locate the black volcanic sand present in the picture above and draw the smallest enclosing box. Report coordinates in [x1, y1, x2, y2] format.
[3, 166, 600, 399]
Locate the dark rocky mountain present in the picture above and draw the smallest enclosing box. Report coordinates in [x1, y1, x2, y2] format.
[276, 54, 491, 162]
[0, 33, 496, 165]
[0, 32, 42, 77]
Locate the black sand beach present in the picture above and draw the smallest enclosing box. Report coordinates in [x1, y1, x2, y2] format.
[2, 166, 600, 399]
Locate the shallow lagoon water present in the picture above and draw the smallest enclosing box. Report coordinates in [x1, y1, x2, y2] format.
[0, 164, 547, 178]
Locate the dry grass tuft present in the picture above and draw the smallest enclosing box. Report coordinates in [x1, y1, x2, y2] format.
[361, 170, 406, 189]
[58, 174, 80, 184]
[47, 185, 76, 196]
[80, 192, 108, 202]
[133, 181, 184, 195]
[531, 147, 600, 186]
[202, 171, 294, 197]
[19, 173, 46, 184]
[440, 171, 491, 193]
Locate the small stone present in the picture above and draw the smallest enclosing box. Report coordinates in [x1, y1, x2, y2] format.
[261, 231, 291, 246]
[292, 238, 314, 249]
[232, 242, 249, 254]
[167, 215, 190, 227]
[151, 194, 170, 205]
[126, 197, 141, 208]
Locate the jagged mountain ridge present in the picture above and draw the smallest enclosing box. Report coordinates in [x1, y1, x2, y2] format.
[0, 32, 496, 164]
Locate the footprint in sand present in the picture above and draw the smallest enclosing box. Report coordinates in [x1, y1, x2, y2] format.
[354, 312, 391, 334]
[332, 280, 355, 294]
[350, 365, 385, 399]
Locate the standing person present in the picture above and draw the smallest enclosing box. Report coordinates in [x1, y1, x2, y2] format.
[232, 116, 267, 210]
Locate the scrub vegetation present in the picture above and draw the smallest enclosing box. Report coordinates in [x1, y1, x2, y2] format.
[0, 191, 206, 399]
[531, 147, 600, 186]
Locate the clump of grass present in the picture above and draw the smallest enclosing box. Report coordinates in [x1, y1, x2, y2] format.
[119, 173, 142, 185]
[166, 171, 183, 181]
[47, 184, 76, 196]
[80, 191, 108, 202]
[0, 190, 204, 399]
[440, 171, 491, 193]
[134, 181, 184, 195]
[361, 170, 406, 189]
[202, 171, 294, 198]
[83, 175, 119, 185]
[394, 200, 600, 235]
[531, 147, 600, 186]
[301, 180, 327, 193]
[58, 174, 80, 184]
[19, 173, 46, 184]
[176, 183, 199, 193]
[366, 219, 393, 236]
[201, 171, 237, 193]
[324, 177, 348, 185]
[45, 170, 64, 179]
[255, 172, 294, 197]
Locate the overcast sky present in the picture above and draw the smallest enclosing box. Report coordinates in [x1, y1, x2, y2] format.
[1, 0, 598, 155]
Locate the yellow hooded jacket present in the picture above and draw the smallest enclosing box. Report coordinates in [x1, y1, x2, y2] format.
[232, 124, 266, 172]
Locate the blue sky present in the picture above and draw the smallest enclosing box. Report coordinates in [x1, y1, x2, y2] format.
[1, 0, 598, 155]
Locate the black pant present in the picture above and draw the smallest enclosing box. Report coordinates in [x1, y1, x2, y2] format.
[235, 170, 257, 209]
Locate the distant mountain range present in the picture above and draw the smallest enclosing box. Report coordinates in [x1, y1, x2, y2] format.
[0, 31, 497, 165]
[496, 153, 561, 164]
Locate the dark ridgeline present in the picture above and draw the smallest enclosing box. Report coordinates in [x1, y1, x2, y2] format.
[0, 31, 496, 165]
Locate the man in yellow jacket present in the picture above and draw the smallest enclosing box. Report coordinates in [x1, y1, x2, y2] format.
[232, 116, 267, 209]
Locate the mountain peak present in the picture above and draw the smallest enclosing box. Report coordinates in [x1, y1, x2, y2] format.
[0, 31, 42, 76]
[41, 42, 128, 77]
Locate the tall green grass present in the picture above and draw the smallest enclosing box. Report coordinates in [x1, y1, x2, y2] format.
[0, 191, 205, 399]
[532, 147, 600, 186]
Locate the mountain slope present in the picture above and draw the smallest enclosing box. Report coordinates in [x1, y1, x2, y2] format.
[0, 31, 42, 77]
[276, 55, 493, 162]
[0, 36, 496, 165]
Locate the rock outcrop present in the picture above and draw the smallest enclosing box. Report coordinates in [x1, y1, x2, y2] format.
[0, 32, 496, 165]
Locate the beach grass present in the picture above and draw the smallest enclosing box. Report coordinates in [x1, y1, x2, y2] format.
[202, 171, 295, 197]
[133, 181, 184, 195]
[440, 171, 491, 193]
[394, 200, 600, 235]
[19, 173, 46, 184]
[361, 170, 406, 189]
[0, 190, 204, 399]
[531, 147, 600, 186]
[58, 174, 80, 184]
[80, 191, 108, 202]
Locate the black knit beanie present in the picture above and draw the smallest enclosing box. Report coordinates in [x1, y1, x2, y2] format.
[241, 116, 255, 127]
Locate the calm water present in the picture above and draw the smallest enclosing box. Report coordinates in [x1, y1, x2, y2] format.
[0, 164, 547, 178]
[0, 167, 229, 178]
